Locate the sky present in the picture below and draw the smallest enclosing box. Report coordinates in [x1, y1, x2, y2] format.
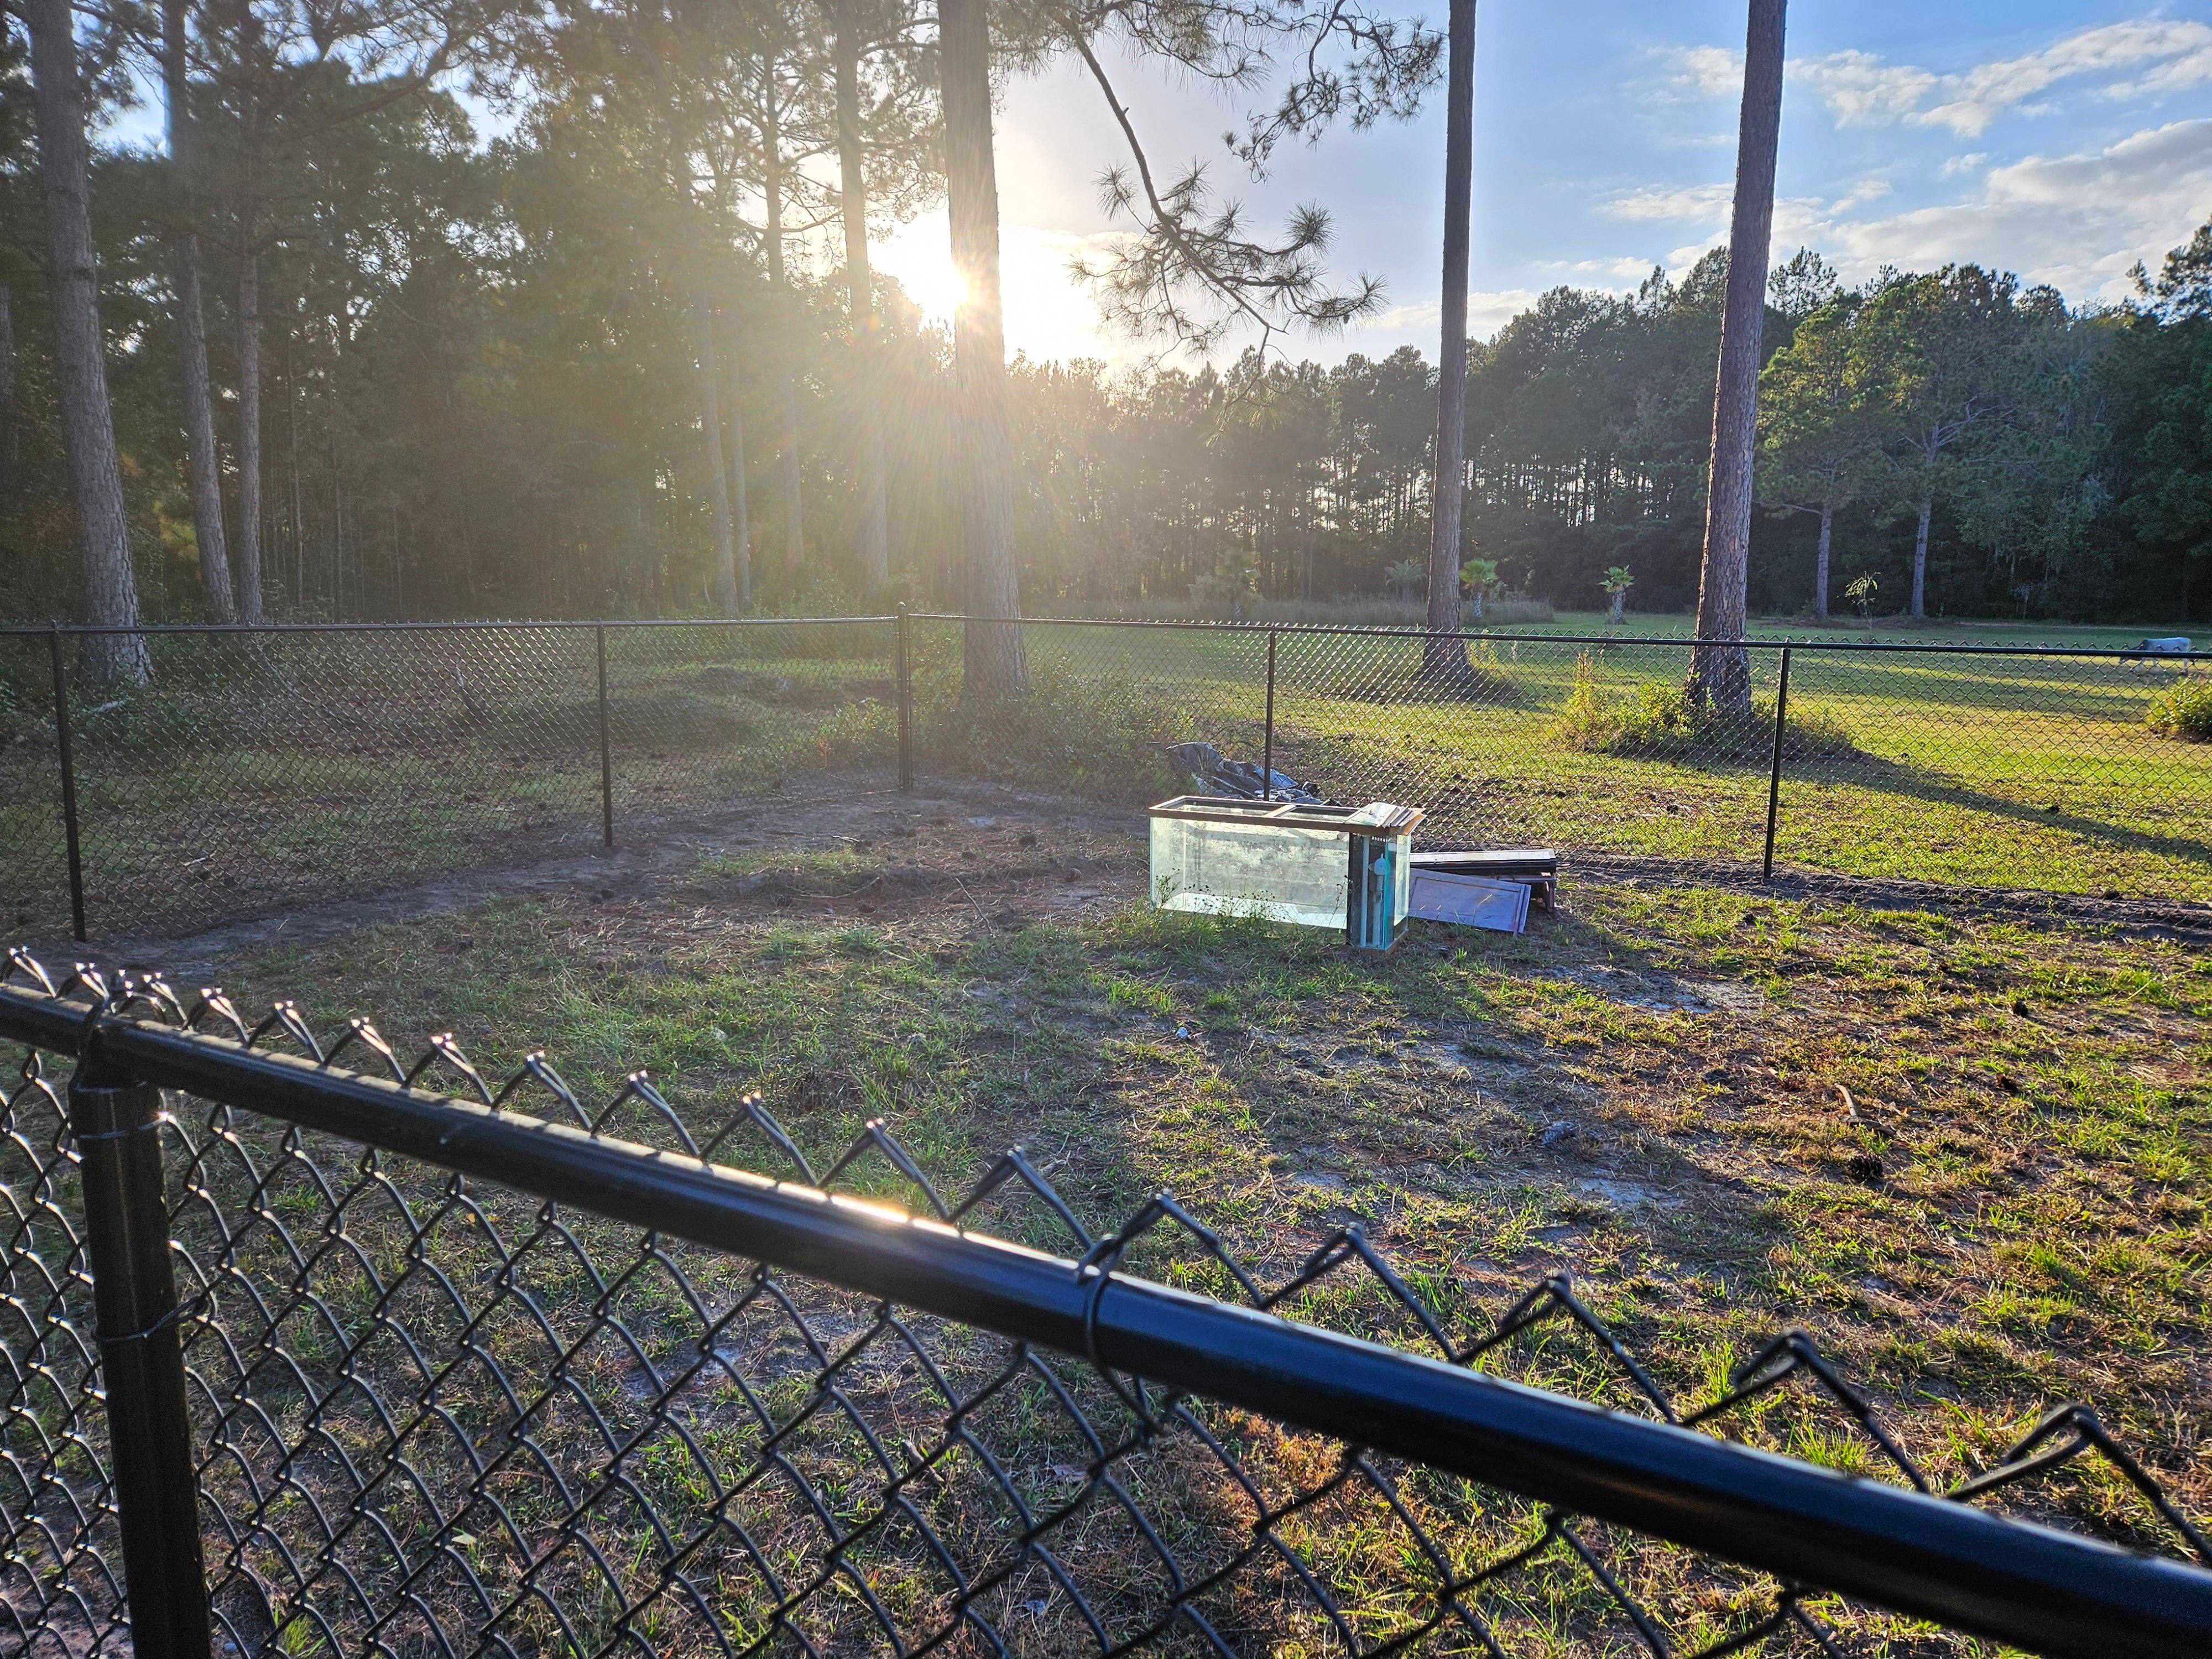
[874, 2, 2212, 367]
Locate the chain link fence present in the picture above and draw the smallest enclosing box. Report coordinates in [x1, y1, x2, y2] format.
[4, 617, 2208, 942]
[1, 622, 897, 941]
[3, 951, 2209, 1658]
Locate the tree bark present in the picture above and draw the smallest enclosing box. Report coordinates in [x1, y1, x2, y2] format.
[760, 71, 805, 585]
[721, 313, 752, 610]
[1422, 0, 1476, 686]
[1687, 0, 1785, 712]
[697, 302, 740, 615]
[25, 0, 149, 683]
[833, 14, 890, 594]
[0, 282, 17, 496]
[164, 0, 234, 622]
[1911, 495, 1930, 618]
[236, 210, 267, 621]
[1813, 502, 1830, 620]
[941, 0, 1025, 697]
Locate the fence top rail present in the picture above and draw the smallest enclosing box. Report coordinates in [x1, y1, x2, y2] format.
[0, 617, 900, 637]
[906, 613, 2212, 661]
[4, 613, 2203, 661]
[1, 963, 2208, 1659]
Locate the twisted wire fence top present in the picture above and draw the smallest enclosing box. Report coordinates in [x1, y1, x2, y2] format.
[2, 949, 2207, 1659]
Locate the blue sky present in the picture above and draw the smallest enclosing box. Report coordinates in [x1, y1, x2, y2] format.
[877, 2, 2212, 364]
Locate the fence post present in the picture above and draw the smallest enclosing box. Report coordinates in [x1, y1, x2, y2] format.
[48, 623, 87, 942]
[1262, 629, 1279, 801]
[1762, 644, 1792, 881]
[69, 1056, 211, 1659]
[896, 605, 914, 792]
[596, 623, 614, 850]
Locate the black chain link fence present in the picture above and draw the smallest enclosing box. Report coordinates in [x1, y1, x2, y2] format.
[3, 951, 2210, 1657]
[4, 617, 2208, 942]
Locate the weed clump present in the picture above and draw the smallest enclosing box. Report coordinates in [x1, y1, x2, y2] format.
[1550, 650, 1859, 765]
[2145, 671, 2212, 742]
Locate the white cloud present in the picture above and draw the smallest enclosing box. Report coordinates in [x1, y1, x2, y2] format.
[1793, 50, 1937, 127]
[1361, 289, 1545, 341]
[1671, 45, 1743, 99]
[1794, 20, 2212, 140]
[1817, 118, 2212, 300]
[1829, 176, 1894, 212]
[1939, 153, 1989, 178]
[1602, 181, 1734, 223]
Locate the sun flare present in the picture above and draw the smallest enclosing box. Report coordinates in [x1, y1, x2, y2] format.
[875, 211, 1124, 365]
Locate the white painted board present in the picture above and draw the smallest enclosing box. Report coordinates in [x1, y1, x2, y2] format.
[1408, 869, 1530, 934]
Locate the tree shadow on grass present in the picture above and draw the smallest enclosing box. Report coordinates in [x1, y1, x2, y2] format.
[1796, 750, 2212, 876]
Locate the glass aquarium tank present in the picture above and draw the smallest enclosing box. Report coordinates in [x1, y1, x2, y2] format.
[1146, 797, 1423, 950]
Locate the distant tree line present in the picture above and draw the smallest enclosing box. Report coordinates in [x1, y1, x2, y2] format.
[4, 1, 2210, 645]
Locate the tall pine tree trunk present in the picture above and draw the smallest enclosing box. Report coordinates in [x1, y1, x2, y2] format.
[1813, 502, 1830, 620]
[721, 315, 752, 609]
[834, 17, 889, 594]
[761, 74, 805, 585]
[0, 282, 17, 496]
[164, 0, 233, 621]
[1422, 0, 1476, 686]
[697, 302, 739, 615]
[25, 0, 149, 684]
[1687, 0, 1785, 712]
[236, 204, 267, 622]
[1911, 495, 1930, 618]
[941, 0, 1024, 697]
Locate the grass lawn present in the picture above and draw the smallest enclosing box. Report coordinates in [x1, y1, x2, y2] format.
[209, 797, 2212, 1653]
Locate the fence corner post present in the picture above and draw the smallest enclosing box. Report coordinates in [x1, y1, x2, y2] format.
[69, 1056, 211, 1659]
[1262, 629, 1279, 802]
[1763, 643, 1792, 882]
[48, 622, 87, 942]
[895, 605, 914, 793]
[596, 623, 614, 850]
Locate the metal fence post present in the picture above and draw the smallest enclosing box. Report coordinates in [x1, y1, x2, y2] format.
[69, 1057, 211, 1659]
[596, 623, 614, 850]
[48, 623, 87, 942]
[1262, 629, 1279, 802]
[1762, 644, 1792, 881]
[896, 605, 914, 792]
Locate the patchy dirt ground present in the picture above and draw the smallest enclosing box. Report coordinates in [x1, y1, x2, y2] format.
[149, 783, 2210, 1561]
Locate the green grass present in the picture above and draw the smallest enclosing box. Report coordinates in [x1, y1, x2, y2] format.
[184, 819, 2211, 1653]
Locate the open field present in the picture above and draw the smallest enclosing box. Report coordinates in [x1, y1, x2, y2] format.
[4, 617, 2208, 945]
[177, 785, 2209, 1652]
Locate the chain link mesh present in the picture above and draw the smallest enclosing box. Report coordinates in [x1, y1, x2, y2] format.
[4, 619, 2207, 940]
[2, 953, 2206, 1657]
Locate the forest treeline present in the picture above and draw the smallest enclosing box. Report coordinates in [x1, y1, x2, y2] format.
[3, 6, 2210, 635]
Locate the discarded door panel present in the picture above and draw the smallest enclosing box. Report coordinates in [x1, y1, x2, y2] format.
[1411, 848, 1558, 915]
[1408, 868, 1531, 933]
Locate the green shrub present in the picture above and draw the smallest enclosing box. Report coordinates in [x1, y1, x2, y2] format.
[1551, 651, 1859, 765]
[2145, 672, 2212, 742]
[916, 660, 1189, 800]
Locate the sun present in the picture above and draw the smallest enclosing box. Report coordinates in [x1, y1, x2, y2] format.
[877, 218, 971, 326]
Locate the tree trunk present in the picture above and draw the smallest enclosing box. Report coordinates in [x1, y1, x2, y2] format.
[1422, 0, 1477, 687]
[0, 282, 17, 496]
[941, 0, 1025, 697]
[834, 15, 890, 594]
[1609, 588, 1625, 624]
[164, 0, 233, 621]
[236, 219, 267, 622]
[1911, 495, 1930, 618]
[760, 74, 805, 585]
[1813, 502, 1831, 620]
[697, 302, 739, 615]
[25, 0, 149, 684]
[721, 313, 752, 611]
[1687, 0, 1785, 713]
